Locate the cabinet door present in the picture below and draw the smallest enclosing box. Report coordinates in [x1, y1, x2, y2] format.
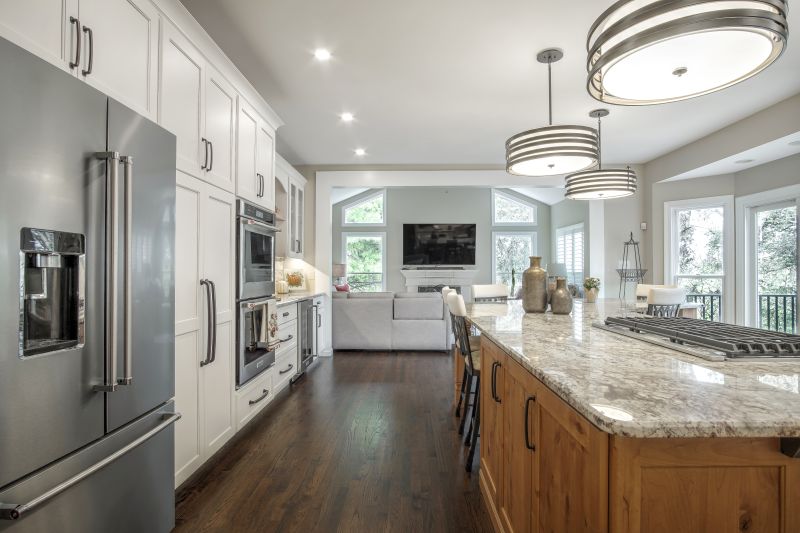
[256, 122, 275, 210]
[480, 340, 504, 509]
[78, 0, 158, 120]
[174, 171, 204, 487]
[201, 184, 236, 457]
[203, 66, 235, 192]
[160, 21, 204, 178]
[288, 180, 298, 255]
[536, 383, 609, 533]
[501, 358, 537, 533]
[235, 99, 259, 204]
[0, 0, 75, 72]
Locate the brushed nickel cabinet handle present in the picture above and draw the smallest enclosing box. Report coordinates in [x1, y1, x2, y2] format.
[249, 389, 269, 405]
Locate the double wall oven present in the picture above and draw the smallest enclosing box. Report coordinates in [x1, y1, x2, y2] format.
[236, 200, 278, 388]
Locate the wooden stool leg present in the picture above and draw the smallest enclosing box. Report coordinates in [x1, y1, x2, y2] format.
[466, 377, 480, 473]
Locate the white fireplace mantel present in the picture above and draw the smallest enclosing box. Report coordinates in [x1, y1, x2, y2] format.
[400, 268, 479, 301]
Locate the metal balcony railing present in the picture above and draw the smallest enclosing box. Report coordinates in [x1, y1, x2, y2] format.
[347, 272, 384, 292]
[759, 294, 797, 334]
[686, 293, 722, 322]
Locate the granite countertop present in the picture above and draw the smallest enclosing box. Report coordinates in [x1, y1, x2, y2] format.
[466, 299, 800, 439]
[276, 291, 325, 306]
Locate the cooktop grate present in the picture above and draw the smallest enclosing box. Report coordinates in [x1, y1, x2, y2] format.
[604, 316, 800, 359]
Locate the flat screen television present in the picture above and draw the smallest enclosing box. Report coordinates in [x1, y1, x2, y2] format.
[402, 223, 476, 266]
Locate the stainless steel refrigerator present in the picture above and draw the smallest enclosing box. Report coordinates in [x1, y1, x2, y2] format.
[0, 37, 178, 532]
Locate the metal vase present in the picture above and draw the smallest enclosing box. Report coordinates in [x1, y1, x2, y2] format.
[522, 256, 548, 313]
[551, 277, 573, 315]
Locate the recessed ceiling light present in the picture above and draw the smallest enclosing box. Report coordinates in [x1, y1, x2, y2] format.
[735, 159, 755, 164]
[313, 48, 331, 61]
[789, 140, 800, 146]
[354, 148, 366, 156]
[340, 112, 354, 122]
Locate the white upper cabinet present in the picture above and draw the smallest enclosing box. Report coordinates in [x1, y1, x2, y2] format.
[0, 0, 75, 73]
[277, 156, 306, 259]
[203, 65, 236, 191]
[236, 97, 276, 211]
[160, 21, 204, 180]
[78, 0, 159, 121]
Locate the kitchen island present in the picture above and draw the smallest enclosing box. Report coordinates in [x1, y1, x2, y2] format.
[466, 299, 800, 533]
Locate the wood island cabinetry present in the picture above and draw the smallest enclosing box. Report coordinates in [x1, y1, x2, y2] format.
[478, 336, 799, 533]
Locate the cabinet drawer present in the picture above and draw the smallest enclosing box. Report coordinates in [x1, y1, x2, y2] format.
[235, 370, 273, 431]
[273, 345, 297, 392]
[277, 303, 297, 325]
[276, 318, 297, 351]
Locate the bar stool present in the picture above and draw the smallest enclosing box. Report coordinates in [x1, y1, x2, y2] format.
[446, 292, 481, 472]
[443, 288, 479, 418]
[471, 283, 510, 303]
[646, 287, 686, 317]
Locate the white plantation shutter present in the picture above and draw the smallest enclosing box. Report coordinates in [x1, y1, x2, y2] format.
[556, 224, 584, 285]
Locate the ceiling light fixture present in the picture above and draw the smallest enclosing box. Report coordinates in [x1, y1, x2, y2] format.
[313, 48, 332, 61]
[565, 109, 637, 200]
[340, 112, 354, 122]
[506, 48, 599, 176]
[354, 148, 366, 156]
[587, 0, 789, 105]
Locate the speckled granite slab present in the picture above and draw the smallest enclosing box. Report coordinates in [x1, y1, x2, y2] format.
[466, 299, 800, 439]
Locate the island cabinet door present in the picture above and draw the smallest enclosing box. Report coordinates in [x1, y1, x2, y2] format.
[480, 339, 505, 511]
[534, 381, 609, 533]
[609, 437, 800, 533]
[500, 356, 538, 533]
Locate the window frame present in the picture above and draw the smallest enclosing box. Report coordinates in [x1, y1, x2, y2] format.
[341, 231, 387, 291]
[555, 223, 584, 286]
[491, 231, 537, 286]
[664, 195, 734, 322]
[491, 189, 537, 226]
[341, 189, 387, 227]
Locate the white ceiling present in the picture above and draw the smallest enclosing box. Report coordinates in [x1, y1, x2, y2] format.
[181, 0, 800, 168]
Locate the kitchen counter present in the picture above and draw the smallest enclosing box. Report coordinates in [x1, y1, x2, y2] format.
[275, 291, 325, 307]
[467, 299, 800, 439]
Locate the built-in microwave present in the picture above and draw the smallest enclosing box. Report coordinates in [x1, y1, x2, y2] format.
[236, 200, 277, 301]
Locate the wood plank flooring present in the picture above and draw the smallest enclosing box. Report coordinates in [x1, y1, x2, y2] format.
[174, 352, 493, 532]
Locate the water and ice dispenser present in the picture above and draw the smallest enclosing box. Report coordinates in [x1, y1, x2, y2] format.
[19, 228, 85, 357]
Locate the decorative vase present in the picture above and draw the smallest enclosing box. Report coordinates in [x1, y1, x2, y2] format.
[522, 256, 548, 313]
[585, 287, 598, 303]
[551, 278, 573, 315]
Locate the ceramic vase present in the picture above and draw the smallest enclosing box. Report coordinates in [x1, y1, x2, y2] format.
[551, 278, 573, 315]
[522, 256, 548, 313]
[585, 287, 598, 303]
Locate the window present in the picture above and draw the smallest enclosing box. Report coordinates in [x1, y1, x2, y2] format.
[342, 232, 386, 292]
[492, 232, 537, 289]
[342, 190, 385, 226]
[492, 190, 537, 225]
[556, 224, 584, 286]
[665, 196, 734, 322]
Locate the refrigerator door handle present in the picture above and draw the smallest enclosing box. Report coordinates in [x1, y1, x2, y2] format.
[118, 156, 133, 385]
[200, 279, 212, 366]
[69, 17, 81, 69]
[0, 413, 181, 521]
[94, 152, 120, 393]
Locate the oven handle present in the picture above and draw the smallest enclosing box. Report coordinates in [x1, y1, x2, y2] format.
[240, 217, 280, 233]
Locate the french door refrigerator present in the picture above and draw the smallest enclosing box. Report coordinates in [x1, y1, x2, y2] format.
[0, 37, 178, 532]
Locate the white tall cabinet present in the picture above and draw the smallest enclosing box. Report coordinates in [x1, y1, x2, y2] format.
[174, 172, 236, 488]
[0, 0, 159, 120]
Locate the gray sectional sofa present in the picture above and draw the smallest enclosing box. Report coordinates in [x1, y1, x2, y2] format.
[331, 292, 449, 351]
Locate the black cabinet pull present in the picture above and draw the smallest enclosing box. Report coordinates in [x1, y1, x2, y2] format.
[491, 362, 501, 403]
[81, 26, 93, 75]
[199, 279, 212, 366]
[282, 311, 290, 317]
[524, 395, 536, 451]
[278, 334, 293, 343]
[279, 364, 294, 375]
[208, 279, 217, 363]
[208, 141, 213, 171]
[69, 17, 81, 69]
[201, 138, 208, 170]
[249, 388, 269, 405]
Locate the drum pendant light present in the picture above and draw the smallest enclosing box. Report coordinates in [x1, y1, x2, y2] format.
[565, 109, 637, 200]
[506, 49, 599, 176]
[587, 0, 789, 105]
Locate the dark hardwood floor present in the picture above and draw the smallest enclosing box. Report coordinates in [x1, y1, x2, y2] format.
[174, 352, 493, 533]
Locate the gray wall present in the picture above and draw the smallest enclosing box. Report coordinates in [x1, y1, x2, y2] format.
[332, 187, 551, 293]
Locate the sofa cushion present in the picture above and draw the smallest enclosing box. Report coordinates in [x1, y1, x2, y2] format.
[332, 298, 393, 350]
[332, 291, 349, 299]
[394, 297, 444, 320]
[392, 320, 447, 351]
[394, 292, 442, 299]
[348, 291, 395, 299]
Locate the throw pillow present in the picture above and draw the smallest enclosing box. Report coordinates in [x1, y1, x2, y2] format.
[334, 282, 350, 292]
